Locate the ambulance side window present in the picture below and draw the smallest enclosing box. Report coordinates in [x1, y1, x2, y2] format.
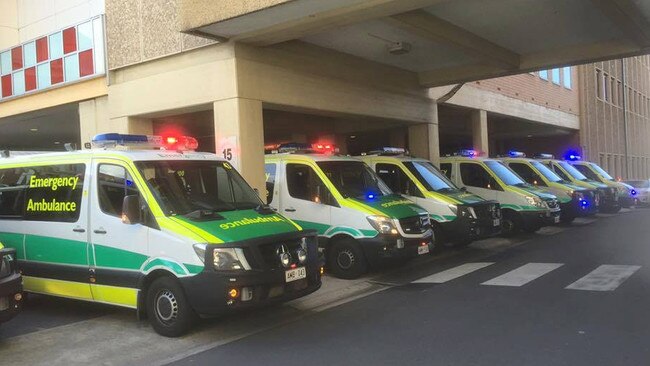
[509, 163, 547, 187]
[460, 163, 500, 190]
[552, 165, 570, 181]
[573, 165, 599, 180]
[98, 164, 139, 218]
[376, 163, 423, 198]
[265, 163, 277, 204]
[440, 163, 452, 179]
[286, 164, 334, 205]
[0, 167, 27, 219]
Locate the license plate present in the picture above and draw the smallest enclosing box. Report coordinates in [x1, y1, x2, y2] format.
[554, 216, 560, 224]
[285, 267, 306, 283]
[0, 297, 8, 311]
[418, 245, 429, 255]
[493, 218, 501, 227]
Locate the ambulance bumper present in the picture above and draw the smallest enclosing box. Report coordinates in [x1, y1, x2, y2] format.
[0, 271, 22, 324]
[359, 231, 434, 266]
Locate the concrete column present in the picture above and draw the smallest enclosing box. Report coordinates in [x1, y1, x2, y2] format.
[79, 96, 110, 147]
[408, 102, 440, 166]
[471, 109, 489, 156]
[108, 116, 153, 135]
[214, 98, 265, 195]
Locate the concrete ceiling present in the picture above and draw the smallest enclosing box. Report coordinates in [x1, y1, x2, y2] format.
[0, 103, 80, 151]
[184, 0, 650, 87]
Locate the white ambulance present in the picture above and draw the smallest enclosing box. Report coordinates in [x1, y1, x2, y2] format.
[0, 134, 322, 337]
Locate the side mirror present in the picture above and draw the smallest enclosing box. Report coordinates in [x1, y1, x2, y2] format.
[122, 195, 142, 225]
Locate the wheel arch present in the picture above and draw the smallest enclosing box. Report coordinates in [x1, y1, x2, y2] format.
[136, 268, 179, 320]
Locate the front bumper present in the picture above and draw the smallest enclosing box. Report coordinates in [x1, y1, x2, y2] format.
[0, 272, 22, 323]
[440, 216, 502, 242]
[620, 195, 636, 208]
[180, 230, 322, 317]
[561, 197, 598, 218]
[359, 231, 433, 266]
[520, 209, 559, 228]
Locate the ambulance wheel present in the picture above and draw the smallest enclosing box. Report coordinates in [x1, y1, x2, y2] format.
[146, 277, 196, 337]
[327, 239, 367, 279]
[560, 215, 575, 225]
[431, 224, 446, 253]
[500, 211, 521, 237]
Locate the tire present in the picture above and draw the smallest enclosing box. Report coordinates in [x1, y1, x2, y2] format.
[327, 238, 368, 279]
[560, 215, 575, 225]
[500, 211, 521, 237]
[430, 224, 446, 254]
[146, 276, 196, 337]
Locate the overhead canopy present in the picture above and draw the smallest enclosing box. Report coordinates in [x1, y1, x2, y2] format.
[181, 0, 650, 87]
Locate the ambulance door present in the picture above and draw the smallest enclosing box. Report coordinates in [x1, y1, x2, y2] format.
[279, 162, 332, 233]
[22, 161, 92, 300]
[458, 162, 500, 201]
[89, 160, 150, 306]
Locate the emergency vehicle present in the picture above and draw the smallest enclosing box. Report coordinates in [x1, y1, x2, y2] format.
[534, 155, 621, 213]
[623, 179, 650, 206]
[440, 151, 561, 236]
[0, 134, 322, 337]
[568, 157, 637, 208]
[500, 152, 598, 223]
[0, 241, 22, 324]
[359, 148, 501, 247]
[264, 144, 433, 279]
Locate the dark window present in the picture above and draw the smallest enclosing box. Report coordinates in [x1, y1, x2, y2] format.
[376, 163, 422, 197]
[286, 164, 335, 205]
[573, 164, 600, 181]
[551, 164, 571, 181]
[0, 167, 28, 219]
[460, 163, 501, 190]
[317, 161, 390, 200]
[265, 163, 277, 204]
[98, 164, 139, 218]
[440, 163, 452, 179]
[509, 163, 547, 186]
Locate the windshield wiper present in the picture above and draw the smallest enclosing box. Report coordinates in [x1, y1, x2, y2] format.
[436, 187, 456, 193]
[254, 204, 276, 215]
[183, 209, 225, 221]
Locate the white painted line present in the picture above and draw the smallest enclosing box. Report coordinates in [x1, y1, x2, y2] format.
[413, 262, 494, 283]
[566, 265, 641, 291]
[482, 263, 564, 287]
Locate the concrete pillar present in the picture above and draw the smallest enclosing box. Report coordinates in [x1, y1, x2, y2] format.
[408, 102, 440, 166]
[79, 96, 109, 146]
[108, 116, 153, 135]
[471, 109, 489, 156]
[214, 98, 265, 195]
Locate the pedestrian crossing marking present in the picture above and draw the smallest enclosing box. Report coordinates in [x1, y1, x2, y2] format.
[481, 263, 564, 287]
[413, 262, 494, 284]
[565, 264, 641, 291]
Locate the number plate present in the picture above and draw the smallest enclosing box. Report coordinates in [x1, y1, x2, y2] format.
[554, 216, 560, 224]
[285, 267, 307, 283]
[0, 297, 8, 311]
[493, 218, 501, 226]
[418, 245, 429, 255]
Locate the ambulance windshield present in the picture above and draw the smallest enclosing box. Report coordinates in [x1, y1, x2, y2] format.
[317, 161, 392, 199]
[403, 161, 458, 192]
[558, 161, 589, 181]
[136, 160, 263, 217]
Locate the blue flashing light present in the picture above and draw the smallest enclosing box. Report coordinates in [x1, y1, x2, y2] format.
[93, 133, 148, 143]
[579, 199, 589, 207]
[459, 149, 478, 157]
[631, 189, 638, 196]
[564, 149, 582, 161]
[367, 193, 376, 200]
[508, 150, 526, 158]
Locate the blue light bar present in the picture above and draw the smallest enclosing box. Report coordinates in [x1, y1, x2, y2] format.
[458, 149, 478, 157]
[564, 149, 582, 161]
[508, 150, 526, 158]
[535, 153, 554, 159]
[93, 133, 149, 143]
[381, 147, 406, 154]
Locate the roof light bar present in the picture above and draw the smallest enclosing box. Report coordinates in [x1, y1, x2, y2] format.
[91, 133, 198, 151]
[535, 153, 555, 159]
[458, 149, 479, 157]
[508, 150, 526, 158]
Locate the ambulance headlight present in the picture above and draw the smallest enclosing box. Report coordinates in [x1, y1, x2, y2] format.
[297, 248, 308, 264]
[525, 196, 546, 208]
[367, 215, 398, 235]
[212, 248, 251, 271]
[448, 204, 458, 215]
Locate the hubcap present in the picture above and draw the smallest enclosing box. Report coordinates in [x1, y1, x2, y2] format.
[155, 290, 178, 324]
[503, 219, 515, 233]
[336, 249, 355, 270]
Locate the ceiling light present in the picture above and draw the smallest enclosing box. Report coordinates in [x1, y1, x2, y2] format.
[30, 128, 38, 132]
[54, 141, 61, 145]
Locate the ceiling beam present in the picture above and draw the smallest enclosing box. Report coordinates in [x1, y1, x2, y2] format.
[590, 0, 650, 47]
[234, 0, 448, 46]
[387, 10, 520, 70]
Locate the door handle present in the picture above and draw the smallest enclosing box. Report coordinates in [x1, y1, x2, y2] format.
[93, 229, 107, 235]
[284, 208, 296, 212]
[73, 227, 86, 233]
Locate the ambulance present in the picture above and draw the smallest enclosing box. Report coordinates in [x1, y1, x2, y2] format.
[0, 241, 22, 324]
[567, 156, 637, 208]
[264, 144, 433, 279]
[359, 148, 501, 247]
[440, 150, 561, 235]
[534, 155, 621, 213]
[0, 134, 322, 337]
[499, 152, 598, 223]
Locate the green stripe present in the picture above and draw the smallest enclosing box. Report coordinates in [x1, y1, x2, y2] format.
[25, 235, 87, 266]
[0, 232, 25, 260]
[141, 258, 188, 276]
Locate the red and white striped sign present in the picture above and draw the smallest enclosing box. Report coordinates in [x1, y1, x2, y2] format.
[0, 16, 105, 101]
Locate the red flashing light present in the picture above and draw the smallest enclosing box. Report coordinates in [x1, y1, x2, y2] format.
[162, 135, 199, 151]
[312, 143, 336, 154]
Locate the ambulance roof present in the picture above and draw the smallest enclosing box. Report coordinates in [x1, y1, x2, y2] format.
[265, 153, 362, 163]
[0, 149, 224, 165]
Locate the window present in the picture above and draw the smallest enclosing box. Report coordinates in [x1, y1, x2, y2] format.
[611, 78, 617, 105]
[317, 161, 390, 201]
[265, 163, 277, 204]
[286, 164, 335, 205]
[539, 70, 548, 80]
[0, 164, 85, 222]
[551, 164, 571, 181]
[440, 163, 452, 179]
[508, 163, 547, 186]
[603, 73, 610, 102]
[460, 163, 501, 190]
[552, 68, 561, 85]
[596, 70, 602, 99]
[98, 164, 139, 217]
[376, 163, 422, 198]
[563, 67, 572, 89]
[403, 161, 457, 193]
[484, 160, 525, 186]
[573, 164, 600, 181]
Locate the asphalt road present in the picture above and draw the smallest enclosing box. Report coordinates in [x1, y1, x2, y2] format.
[171, 209, 650, 366]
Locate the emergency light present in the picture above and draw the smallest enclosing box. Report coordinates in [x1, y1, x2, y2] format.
[91, 133, 198, 151]
[535, 153, 554, 159]
[458, 149, 479, 157]
[564, 150, 582, 161]
[508, 150, 526, 158]
[269, 142, 339, 154]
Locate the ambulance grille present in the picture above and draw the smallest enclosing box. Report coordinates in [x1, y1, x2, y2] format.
[398, 215, 430, 235]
